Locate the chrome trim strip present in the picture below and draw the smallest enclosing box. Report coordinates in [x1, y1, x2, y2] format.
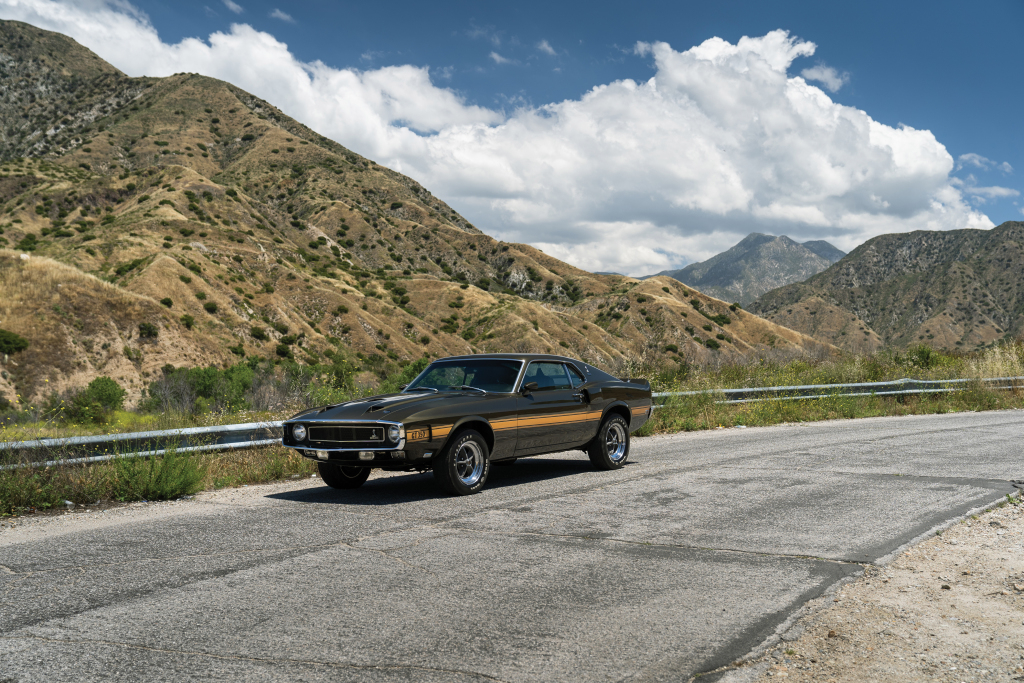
[283, 419, 405, 427]
[290, 437, 407, 453]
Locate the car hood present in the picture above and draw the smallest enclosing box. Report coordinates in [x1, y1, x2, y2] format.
[286, 392, 463, 422]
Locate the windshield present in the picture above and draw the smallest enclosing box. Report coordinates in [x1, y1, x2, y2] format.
[406, 359, 522, 393]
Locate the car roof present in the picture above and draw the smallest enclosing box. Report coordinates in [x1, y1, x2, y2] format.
[431, 353, 579, 363]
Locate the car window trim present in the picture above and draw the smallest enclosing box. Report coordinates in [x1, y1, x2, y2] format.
[405, 358, 526, 395]
[518, 360, 574, 392]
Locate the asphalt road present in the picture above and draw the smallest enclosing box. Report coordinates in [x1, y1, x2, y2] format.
[1, 410, 1021, 682]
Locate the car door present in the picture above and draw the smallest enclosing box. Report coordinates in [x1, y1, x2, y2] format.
[515, 361, 590, 453]
[565, 362, 603, 443]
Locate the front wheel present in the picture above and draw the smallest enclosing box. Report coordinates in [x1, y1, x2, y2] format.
[318, 462, 371, 489]
[587, 415, 630, 470]
[433, 429, 491, 495]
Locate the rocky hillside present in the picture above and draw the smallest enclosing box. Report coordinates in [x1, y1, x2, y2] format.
[749, 222, 1024, 353]
[0, 20, 835, 408]
[648, 233, 845, 306]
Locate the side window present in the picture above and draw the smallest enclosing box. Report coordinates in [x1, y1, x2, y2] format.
[566, 364, 586, 388]
[523, 361, 572, 391]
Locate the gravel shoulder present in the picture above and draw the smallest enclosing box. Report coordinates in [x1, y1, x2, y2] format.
[718, 494, 1024, 683]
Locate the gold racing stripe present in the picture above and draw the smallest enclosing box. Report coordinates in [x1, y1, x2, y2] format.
[431, 424, 453, 440]
[429, 410, 624, 441]
[517, 411, 601, 428]
[631, 406, 648, 415]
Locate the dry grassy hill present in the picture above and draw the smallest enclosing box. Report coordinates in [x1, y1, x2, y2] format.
[0, 20, 833, 408]
[750, 222, 1024, 353]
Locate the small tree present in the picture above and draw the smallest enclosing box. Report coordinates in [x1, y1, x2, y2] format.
[139, 322, 159, 338]
[84, 376, 127, 411]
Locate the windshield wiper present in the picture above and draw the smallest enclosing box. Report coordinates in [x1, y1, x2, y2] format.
[406, 386, 439, 393]
[449, 385, 487, 394]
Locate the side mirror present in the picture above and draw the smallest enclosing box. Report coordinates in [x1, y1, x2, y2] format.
[399, 384, 408, 390]
[521, 382, 539, 395]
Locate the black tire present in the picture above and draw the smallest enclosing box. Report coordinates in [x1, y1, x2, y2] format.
[587, 415, 630, 470]
[318, 462, 371, 489]
[492, 458, 517, 467]
[433, 429, 491, 495]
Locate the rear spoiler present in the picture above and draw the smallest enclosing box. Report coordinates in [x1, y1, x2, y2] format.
[621, 378, 651, 388]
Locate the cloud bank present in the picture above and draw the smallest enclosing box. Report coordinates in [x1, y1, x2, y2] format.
[0, 0, 996, 275]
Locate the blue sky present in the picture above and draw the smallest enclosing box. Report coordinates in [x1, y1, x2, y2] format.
[3, 0, 1022, 273]
[140, 0, 1023, 202]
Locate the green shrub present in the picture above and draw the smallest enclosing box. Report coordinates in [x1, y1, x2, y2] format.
[0, 329, 29, 355]
[250, 326, 269, 341]
[159, 297, 173, 308]
[180, 314, 195, 330]
[203, 302, 218, 313]
[112, 449, 206, 502]
[276, 343, 292, 358]
[86, 376, 127, 411]
[139, 322, 158, 338]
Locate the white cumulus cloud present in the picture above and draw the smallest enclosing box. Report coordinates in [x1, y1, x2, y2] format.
[0, 1, 997, 275]
[800, 64, 848, 92]
[537, 39, 556, 56]
[957, 153, 1013, 174]
[268, 8, 292, 23]
[221, 0, 242, 14]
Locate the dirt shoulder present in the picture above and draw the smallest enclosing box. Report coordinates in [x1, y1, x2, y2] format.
[715, 493, 1024, 683]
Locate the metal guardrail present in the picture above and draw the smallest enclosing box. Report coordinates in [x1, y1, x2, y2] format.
[2, 376, 1021, 469]
[652, 376, 1024, 405]
[0, 421, 283, 470]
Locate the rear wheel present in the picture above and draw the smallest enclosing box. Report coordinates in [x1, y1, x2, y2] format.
[433, 429, 491, 495]
[588, 415, 630, 470]
[318, 462, 371, 489]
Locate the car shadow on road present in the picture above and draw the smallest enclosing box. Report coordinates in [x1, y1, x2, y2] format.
[266, 456, 614, 506]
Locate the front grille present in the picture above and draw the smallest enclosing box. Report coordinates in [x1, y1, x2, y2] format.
[308, 425, 387, 443]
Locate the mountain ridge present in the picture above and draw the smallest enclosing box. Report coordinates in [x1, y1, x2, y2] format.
[749, 222, 1024, 352]
[646, 232, 845, 305]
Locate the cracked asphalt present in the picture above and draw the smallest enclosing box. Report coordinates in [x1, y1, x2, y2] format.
[1, 410, 1021, 682]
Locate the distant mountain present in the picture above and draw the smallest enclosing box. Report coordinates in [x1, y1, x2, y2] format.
[749, 222, 1024, 352]
[801, 240, 847, 263]
[647, 233, 845, 305]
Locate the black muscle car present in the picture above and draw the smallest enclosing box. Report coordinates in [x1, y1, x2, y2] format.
[282, 353, 653, 495]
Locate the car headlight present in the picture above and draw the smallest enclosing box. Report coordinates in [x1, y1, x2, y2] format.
[388, 424, 402, 442]
[292, 424, 307, 441]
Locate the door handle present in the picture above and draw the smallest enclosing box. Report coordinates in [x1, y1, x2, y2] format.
[572, 392, 584, 402]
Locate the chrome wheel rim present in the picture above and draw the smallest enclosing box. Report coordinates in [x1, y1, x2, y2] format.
[454, 440, 485, 486]
[606, 423, 627, 463]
